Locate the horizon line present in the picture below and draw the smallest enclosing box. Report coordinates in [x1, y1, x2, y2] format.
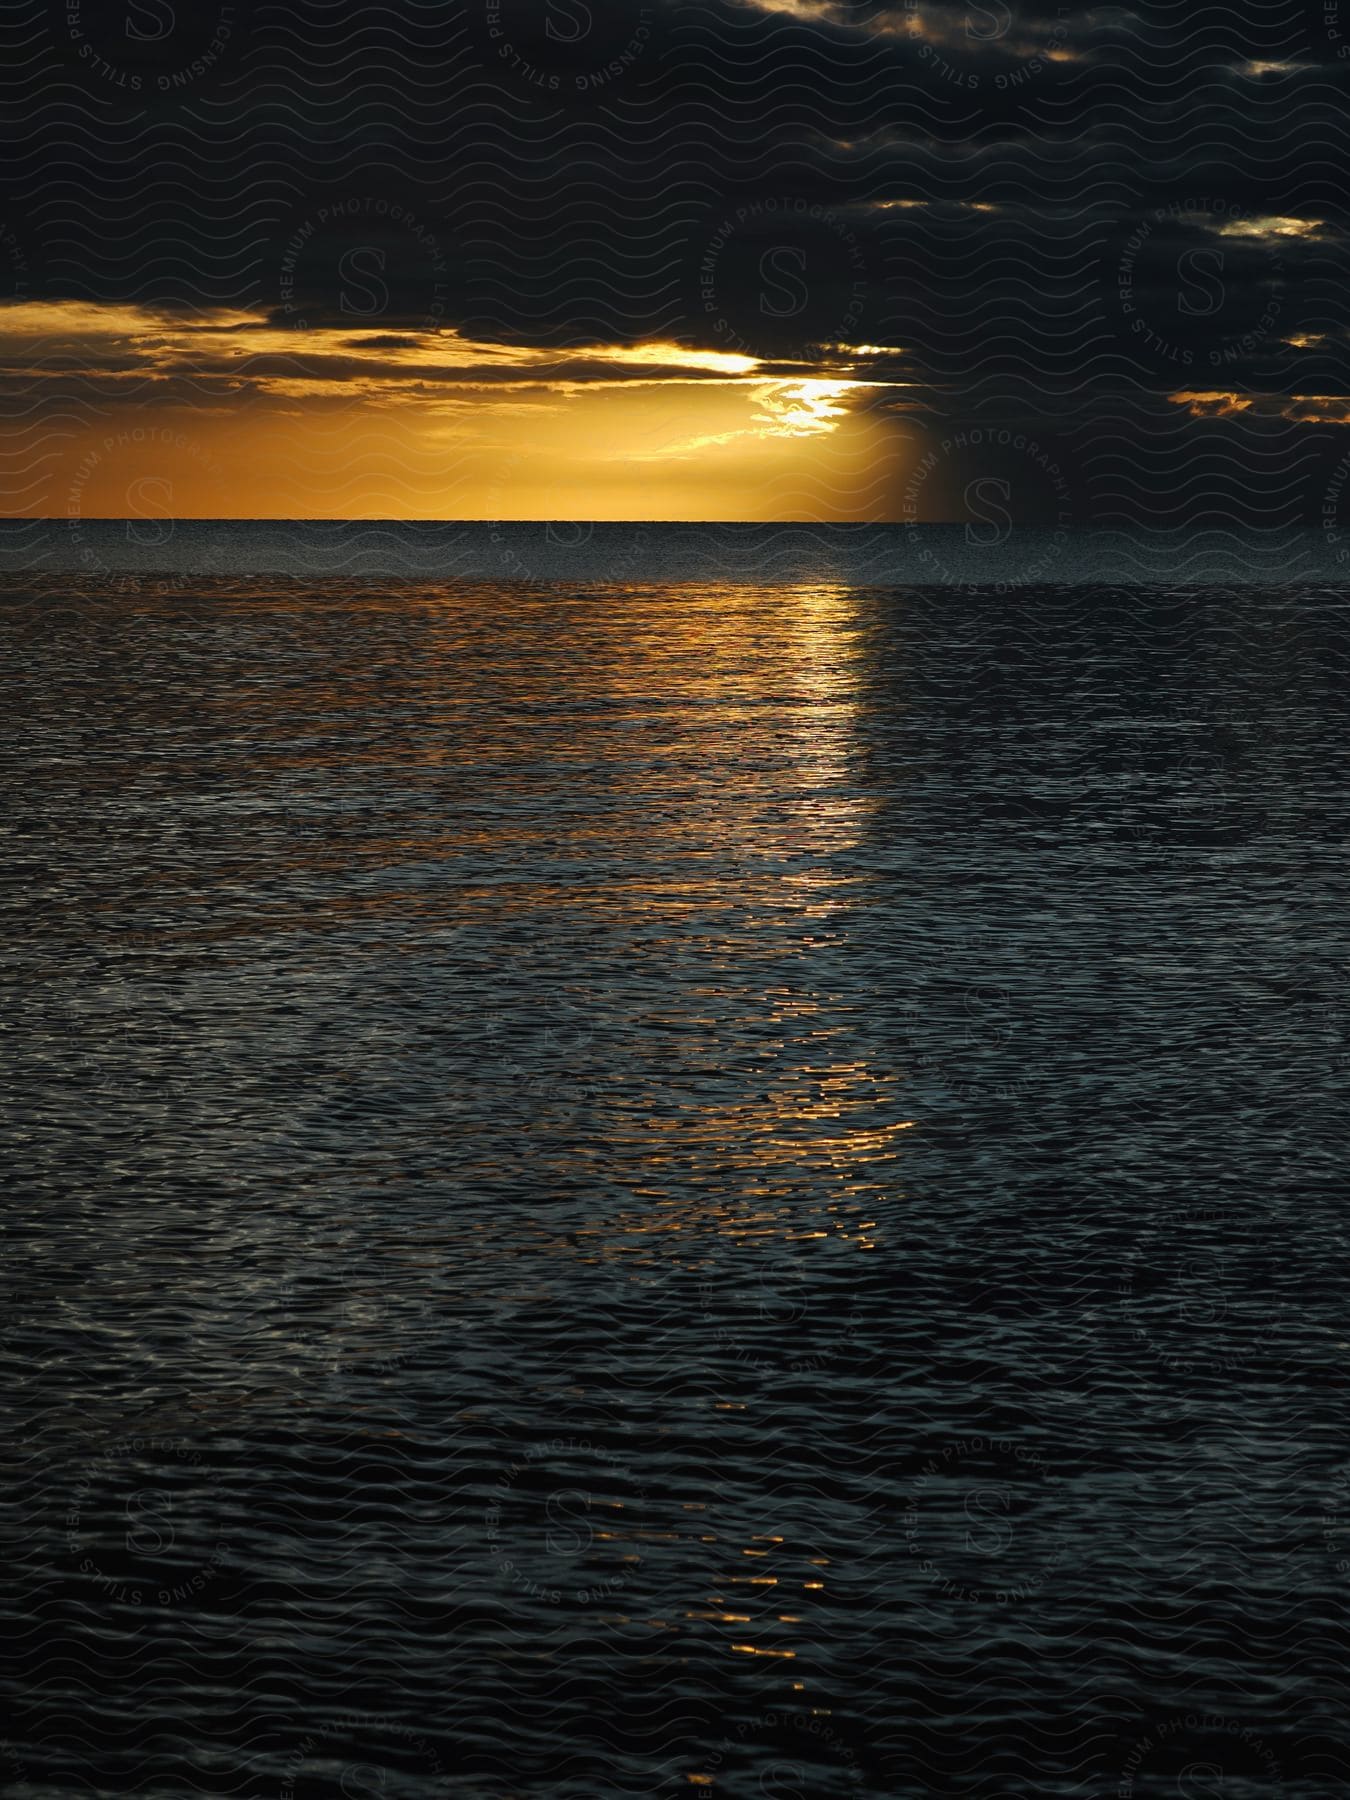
[15, 517, 1125, 528]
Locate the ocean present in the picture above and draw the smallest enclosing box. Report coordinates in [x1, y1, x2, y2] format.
[3, 527, 1347, 1796]
[5, 517, 1350, 586]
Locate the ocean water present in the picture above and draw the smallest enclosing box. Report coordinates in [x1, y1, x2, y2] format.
[5, 517, 1350, 586]
[3, 553, 1349, 1797]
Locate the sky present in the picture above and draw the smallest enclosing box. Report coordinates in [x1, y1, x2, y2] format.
[2, 0, 1347, 522]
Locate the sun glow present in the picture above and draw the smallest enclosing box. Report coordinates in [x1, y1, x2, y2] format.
[0, 298, 910, 520]
[755, 379, 859, 438]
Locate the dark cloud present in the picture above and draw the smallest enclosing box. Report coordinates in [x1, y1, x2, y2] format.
[3, 0, 1350, 514]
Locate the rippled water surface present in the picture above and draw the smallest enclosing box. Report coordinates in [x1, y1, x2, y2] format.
[4, 574, 1349, 1797]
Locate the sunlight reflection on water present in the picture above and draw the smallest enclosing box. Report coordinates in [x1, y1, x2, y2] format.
[3, 573, 1347, 1797]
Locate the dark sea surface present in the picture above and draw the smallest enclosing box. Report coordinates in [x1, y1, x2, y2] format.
[3, 542, 1349, 1797]
[5, 517, 1350, 586]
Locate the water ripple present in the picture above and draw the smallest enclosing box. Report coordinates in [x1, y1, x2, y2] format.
[3, 574, 1347, 1797]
